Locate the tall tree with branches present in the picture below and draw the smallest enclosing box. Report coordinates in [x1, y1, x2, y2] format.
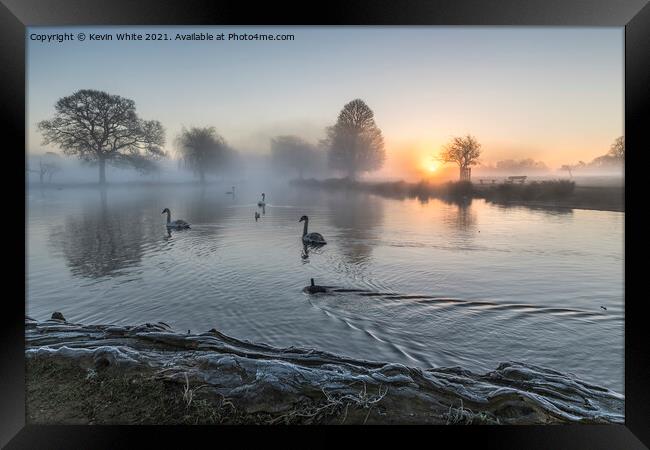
[439, 135, 482, 181]
[325, 99, 385, 179]
[609, 136, 624, 161]
[270, 135, 319, 179]
[175, 127, 231, 183]
[38, 89, 165, 185]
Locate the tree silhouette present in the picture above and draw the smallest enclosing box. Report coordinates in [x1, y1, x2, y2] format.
[325, 99, 385, 179]
[28, 152, 62, 184]
[439, 135, 481, 181]
[580, 137, 625, 169]
[561, 161, 586, 177]
[270, 135, 320, 179]
[609, 136, 624, 161]
[38, 89, 165, 185]
[175, 127, 232, 183]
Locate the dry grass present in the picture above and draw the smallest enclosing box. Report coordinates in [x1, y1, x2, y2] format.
[444, 399, 500, 425]
[27, 358, 394, 425]
[268, 382, 389, 425]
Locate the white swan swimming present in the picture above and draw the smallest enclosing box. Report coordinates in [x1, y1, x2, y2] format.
[299, 215, 326, 245]
[161, 208, 191, 229]
[257, 192, 266, 207]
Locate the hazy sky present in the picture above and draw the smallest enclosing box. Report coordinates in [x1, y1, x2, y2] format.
[27, 26, 623, 178]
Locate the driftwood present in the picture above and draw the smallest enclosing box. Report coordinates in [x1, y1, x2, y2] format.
[25, 315, 624, 424]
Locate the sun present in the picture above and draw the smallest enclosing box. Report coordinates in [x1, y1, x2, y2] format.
[418, 156, 439, 176]
[426, 161, 438, 172]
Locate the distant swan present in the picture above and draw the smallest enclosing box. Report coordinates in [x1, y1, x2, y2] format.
[225, 186, 235, 195]
[254, 211, 260, 221]
[299, 215, 326, 245]
[161, 208, 190, 229]
[257, 192, 266, 207]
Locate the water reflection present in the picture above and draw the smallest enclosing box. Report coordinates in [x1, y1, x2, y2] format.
[491, 202, 574, 217]
[185, 187, 233, 224]
[29, 184, 623, 393]
[443, 200, 477, 232]
[50, 190, 146, 279]
[328, 191, 384, 264]
[300, 242, 326, 263]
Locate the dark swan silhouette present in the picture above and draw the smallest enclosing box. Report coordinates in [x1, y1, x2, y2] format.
[161, 208, 191, 229]
[299, 215, 326, 245]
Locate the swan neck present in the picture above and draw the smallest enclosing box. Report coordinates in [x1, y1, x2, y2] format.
[302, 219, 308, 236]
[166, 211, 171, 223]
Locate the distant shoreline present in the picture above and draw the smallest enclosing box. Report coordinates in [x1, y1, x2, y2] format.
[25, 178, 624, 213]
[291, 178, 624, 213]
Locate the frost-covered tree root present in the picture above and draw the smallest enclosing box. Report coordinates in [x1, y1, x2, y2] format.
[26, 315, 624, 425]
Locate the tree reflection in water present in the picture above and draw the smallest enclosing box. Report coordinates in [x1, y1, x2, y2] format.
[50, 189, 147, 279]
[328, 191, 384, 264]
[442, 198, 477, 232]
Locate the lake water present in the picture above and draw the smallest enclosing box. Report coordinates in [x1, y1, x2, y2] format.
[26, 182, 625, 393]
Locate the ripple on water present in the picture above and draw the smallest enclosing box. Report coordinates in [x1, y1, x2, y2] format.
[26, 186, 624, 393]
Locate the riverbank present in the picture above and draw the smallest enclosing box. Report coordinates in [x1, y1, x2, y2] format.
[291, 178, 624, 213]
[26, 314, 624, 425]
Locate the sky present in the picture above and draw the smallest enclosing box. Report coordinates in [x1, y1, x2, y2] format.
[27, 26, 623, 179]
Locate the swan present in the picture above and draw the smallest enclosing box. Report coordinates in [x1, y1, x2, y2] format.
[299, 215, 326, 245]
[161, 208, 191, 229]
[257, 192, 266, 207]
[303, 278, 329, 294]
[254, 211, 260, 221]
[225, 186, 235, 195]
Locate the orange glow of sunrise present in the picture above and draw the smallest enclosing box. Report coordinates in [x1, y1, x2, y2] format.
[373, 139, 456, 182]
[425, 160, 438, 173]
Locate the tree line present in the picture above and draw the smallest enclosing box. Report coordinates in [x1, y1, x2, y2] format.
[561, 137, 625, 177]
[36, 89, 623, 184]
[36, 90, 389, 184]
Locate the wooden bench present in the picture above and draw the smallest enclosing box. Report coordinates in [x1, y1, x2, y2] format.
[505, 176, 527, 184]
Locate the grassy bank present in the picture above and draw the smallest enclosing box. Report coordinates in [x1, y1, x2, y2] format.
[28, 358, 346, 425]
[26, 316, 623, 425]
[27, 358, 234, 425]
[29, 358, 481, 425]
[291, 178, 624, 212]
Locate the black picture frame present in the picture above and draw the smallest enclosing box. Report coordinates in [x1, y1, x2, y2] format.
[2, 0, 647, 447]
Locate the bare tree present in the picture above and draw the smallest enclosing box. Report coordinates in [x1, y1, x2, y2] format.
[439, 135, 482, 181]
[609, 136, 624, 161]
[27, 152, 62, 184]
[42, 152, 62, 183]
[270, 135, 319, 179]
[561, 161, 586, 177]
[175, 127, 231, 183]
[582, 137, 625, 169]
[38, 89, 165, 185]
[325, 99, 385, 179]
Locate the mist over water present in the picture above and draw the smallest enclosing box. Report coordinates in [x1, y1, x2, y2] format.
[26, 181, 624, 393]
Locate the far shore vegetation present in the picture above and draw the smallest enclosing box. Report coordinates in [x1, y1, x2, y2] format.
[31, 88, 624, 214]
[291, 178, 624, 212]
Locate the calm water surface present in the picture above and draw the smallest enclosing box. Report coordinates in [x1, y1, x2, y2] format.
[27, 183, 624, 393]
